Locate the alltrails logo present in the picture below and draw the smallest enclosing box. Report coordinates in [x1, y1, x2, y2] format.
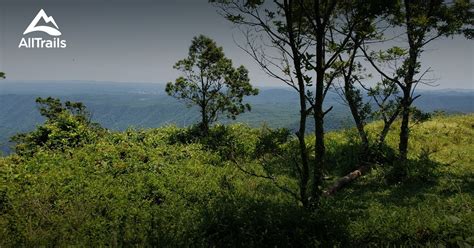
[19, 9, 67, 48]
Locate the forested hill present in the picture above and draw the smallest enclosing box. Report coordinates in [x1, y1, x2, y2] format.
[1, 80, 473, 154]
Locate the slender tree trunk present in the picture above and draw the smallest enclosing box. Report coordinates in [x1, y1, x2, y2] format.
[201, 105, 209, 135]
[399, 45, 418, 161]
[377, 106, 401, 149]
[377, 124, 392, 151]
[398, 89, 411, 161]
[313, 111, 325, 200]
[297, 117, 309, 207]
[200, 71, 210, 136]
[398, 0, 426, 162]
[285, 0, 310, 207]
[342, 38, 369, 152]
[296, 83, 310, 207]
[399, 2, 419, 161]
[312, 24, 325, 203]
[345, 85, 369, 152]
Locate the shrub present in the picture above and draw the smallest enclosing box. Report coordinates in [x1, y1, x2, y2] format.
[11, 97, 104, 156]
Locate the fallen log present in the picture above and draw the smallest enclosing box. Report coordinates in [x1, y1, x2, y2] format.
[323, 164, 371, 196]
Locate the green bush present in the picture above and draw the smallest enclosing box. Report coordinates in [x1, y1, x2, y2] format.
[168, 123, 258, 161]
[11, 97, 104, 156]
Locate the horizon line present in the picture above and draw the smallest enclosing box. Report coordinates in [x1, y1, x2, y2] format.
[1, 79, 473, 91]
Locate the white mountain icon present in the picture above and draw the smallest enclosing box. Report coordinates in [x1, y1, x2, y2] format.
[23, 9, 62, 36]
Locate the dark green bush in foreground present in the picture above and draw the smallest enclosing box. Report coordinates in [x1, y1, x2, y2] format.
[0, 115, 473, 247]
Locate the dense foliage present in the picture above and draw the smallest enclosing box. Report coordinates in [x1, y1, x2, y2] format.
[166, 35, 259, 134]
[1, 114, 472, 246]
[11, 97, 104, 157]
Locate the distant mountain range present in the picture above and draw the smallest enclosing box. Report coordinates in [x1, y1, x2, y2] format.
[1, 80, 473, 154]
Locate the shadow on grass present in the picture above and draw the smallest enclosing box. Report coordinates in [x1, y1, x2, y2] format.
[325, 141, 398, 178]
[197, 195, 351, 248]
[438, 169, 474, 197]
[324, 143, 454, 207]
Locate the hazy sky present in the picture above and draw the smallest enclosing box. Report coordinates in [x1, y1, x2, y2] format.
[0, 0, 472, 89]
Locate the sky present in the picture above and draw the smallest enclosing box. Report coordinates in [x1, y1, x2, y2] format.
[0, 0, 472, 89]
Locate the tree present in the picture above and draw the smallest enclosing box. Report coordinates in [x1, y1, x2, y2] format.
[282, 0, 386, 203]
[335, 0, 402, 153]
[0, 72, 5, 79]
[397, 0, 472, 162]
[299, 0, 342, 202]
[212, 0, 314, 207]
[323, 0, 403, 195]
[212, 0, 389, 206]
[166, 35, 258, 135]
[326, 0, 472, 190]
[283, 0, 383, 202]
[363, 0, 473, 162]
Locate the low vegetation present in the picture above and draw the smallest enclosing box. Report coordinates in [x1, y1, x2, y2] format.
[1, 100, 472, 246]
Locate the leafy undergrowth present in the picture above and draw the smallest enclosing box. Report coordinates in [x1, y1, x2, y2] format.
[0, 115, 472, 247]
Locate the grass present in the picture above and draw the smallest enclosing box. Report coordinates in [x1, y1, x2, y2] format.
[0, 114, 472, 246]
[323, 114, 474, 246]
